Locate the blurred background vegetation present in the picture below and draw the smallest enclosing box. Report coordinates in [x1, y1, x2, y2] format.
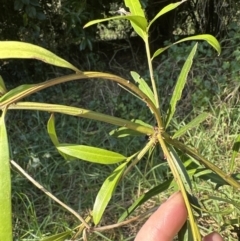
[1, 0, 240, 240]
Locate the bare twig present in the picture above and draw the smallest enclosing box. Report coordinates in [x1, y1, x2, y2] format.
[10, 159, 90, 230]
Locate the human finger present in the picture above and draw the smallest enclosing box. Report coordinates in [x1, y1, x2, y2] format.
[134, 191, 187, 241]
[203, 232, 224, 241]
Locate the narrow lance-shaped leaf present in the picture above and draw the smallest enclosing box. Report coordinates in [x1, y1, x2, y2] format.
[172, 112, 209, 139]
[0, 108, 12, 241]
[230, 134, 240, 173]
[166, 43, 198, 127]
[84, 15, 147, 33]
[92, 162, 127, 225]
[47, 114, 73, 161]
[124, 0, 145, 17]
[148, 0, 186, 30]
[130, 71, 156, 107]
[169, 146, 192, 193]
[40, 231, 72, 241]
[57, 144, 127, 164]
[124, 0, 148, 40]
[110, 119, 152, 138]
[152, 34, 221, 60]
[0, 41, 81, 72]
[0, 76, 7, 96]
[118, 178, 174, 222]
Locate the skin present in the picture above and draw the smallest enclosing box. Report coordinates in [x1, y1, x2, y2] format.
[135, 192, 224, 241]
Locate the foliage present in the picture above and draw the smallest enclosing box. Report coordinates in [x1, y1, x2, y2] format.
[1, 0, 240, 241]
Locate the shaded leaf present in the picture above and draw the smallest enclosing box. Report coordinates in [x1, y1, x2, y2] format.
[57, 144, 126, 164]
[230, 134, 240, 173]
[93, 162, 127, 225]
[40, 231, 72, 241]
[118, 178, 174, 222]
[148, 1, 186, 30]
[110, 119, 152, 138]
[0, 109, 12, 240]
[172, 112, 209, 139]
[47, 114, 73, 161]
[0, 41, 81, 72]
[131, 71, 156, 106]
[169, 146, 192, 192]
[166, 44, 198, 127]
[152, 34, 221, 60]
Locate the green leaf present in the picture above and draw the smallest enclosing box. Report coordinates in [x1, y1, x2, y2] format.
[169, 146, 192, 192]
[92, 162, 127, 225]
[124, 0, 145, 17]
[230, 134, 240, 173]
[131, 71, 156, 106]
[110, 119, 152, 138]
[0, 76, 7, 96]
[0, 83, 35, 103]
[166, 44, 198, 127]
[118, 179, 174, 222]
[47, 114, 73, 161]
[148, 0, 186, 30]
[172, 112, 209, 139]
[84, 15, 147, 33]
[57, 144, 127, 164]
[40, 231, 72, 241]
[0, 41, 81, 72]
[0, 109, 12, 241]
[124, 0, 148, 40]
[152, 34, 221, 60]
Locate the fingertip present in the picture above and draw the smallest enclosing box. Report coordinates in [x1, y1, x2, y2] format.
[203, 232, 224, 241]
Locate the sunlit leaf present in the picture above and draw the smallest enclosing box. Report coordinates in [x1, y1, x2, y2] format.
[172, 112, 209, 139]
[166, 44, 198, 127]
[152, 34, 221, 60]
[124, 0, 145, 17]
[84, 15, 147, 34]
[0, 108, 12, 240]
[40, 231, 72, 241]
[118, 178, 174, 222]
[57, 144, 126, 164]
[0, 41, 81, 72]
[148, 0, 186, 30]
[93, 162, 127, 225]
[0, 76, 7, 96]
[131, 71, 156, 106]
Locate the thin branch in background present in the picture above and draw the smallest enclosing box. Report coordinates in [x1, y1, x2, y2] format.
[10, 159, 91, 230]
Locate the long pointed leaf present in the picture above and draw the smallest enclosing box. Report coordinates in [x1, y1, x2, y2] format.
[152, 34, 221, 60]
[130, 71, 156, 106]
[0, 108, 12, 241]
[124, 0, 148, 40]
[40, 231, 72, 241]
[118, 179, 174, 222]
[172, 112, 209, 139]
[84, 15, 147, 34]
[57, 144, 126, 164]
[0, 41, 81, 72]
[148, 0, 186, 30]
[47, 114, 73, 161]
[93, 162, 127, 225]
[230, 134, 240, 173]
[0, 76, 7, 96]
[166, 43, 198, 127]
